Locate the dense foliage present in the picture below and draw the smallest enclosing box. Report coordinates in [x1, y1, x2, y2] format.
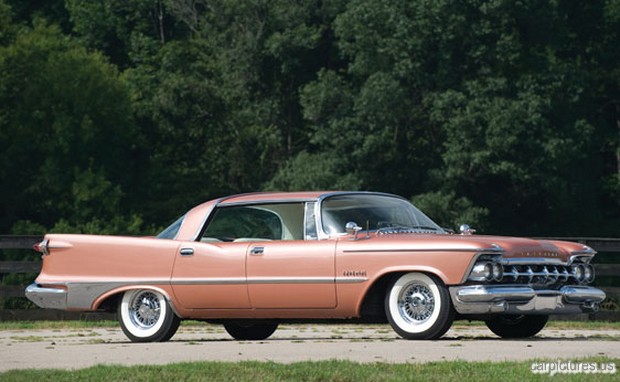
[0, 0, 618, 236]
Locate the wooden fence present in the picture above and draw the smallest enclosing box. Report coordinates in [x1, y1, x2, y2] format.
[1, 235, 619, 321]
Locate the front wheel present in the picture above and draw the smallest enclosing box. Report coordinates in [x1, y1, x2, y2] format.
[485, 315, 548, 338]
[385, 272, 454, 340]
[223, 321, 278, 340]
[118, 289, 180, 342]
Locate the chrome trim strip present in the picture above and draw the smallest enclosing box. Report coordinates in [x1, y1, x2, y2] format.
[191, 197, 227, 241]
[343, 247, 503, 254]
[247, 277, 333, 284]
[568, 253, 596, 265]
[219, 198, 317, 207]
[501, 257, 566, 265]
[39, 276, 368, 288]
[174, 277, 367, 285]
[336, 277, 368, 284]
[172, 278, 246, 285]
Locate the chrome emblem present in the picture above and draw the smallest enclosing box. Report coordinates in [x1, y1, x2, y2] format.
[523, 251, 559, 257]
[343, 270, 367, 277]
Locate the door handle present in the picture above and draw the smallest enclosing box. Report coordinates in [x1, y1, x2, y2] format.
[180, 247, 194, 256]
[249, 247, 264, 256]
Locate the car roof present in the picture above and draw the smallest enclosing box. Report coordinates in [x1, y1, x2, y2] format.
[218, 191, 332, 205]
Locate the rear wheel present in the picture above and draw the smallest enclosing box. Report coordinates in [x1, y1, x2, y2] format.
[485, 315, 548, 338]
[385, 272, 454, 340]
[223, 321, 278, 340]
[118, 289, 180, 342]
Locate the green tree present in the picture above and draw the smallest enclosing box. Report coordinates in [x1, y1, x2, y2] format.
[0, 21, 142, 233]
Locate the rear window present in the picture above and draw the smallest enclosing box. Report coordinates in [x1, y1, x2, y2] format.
[156, 215, 184, 239]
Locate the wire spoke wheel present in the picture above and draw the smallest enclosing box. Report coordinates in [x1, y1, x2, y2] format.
[118, 289, 180, 342]
[385, 272, 454, 340]
[399, 284, 435, 324]
[129, 291, 161, 329]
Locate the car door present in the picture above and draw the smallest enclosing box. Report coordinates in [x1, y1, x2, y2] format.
[170, 241, 251, 309]
[246, 239, 337, 309]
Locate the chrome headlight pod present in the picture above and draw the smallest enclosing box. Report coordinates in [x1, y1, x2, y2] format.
[468, 260, 503, 282]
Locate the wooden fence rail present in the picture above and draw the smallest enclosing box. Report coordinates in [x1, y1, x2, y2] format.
[1, 235, 619, 321]
[0, 235, 43, 249]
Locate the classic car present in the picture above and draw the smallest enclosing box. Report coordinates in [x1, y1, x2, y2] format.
[26, 191, 606, 342]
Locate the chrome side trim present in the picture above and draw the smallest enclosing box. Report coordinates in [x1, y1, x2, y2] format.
[172, 278, 245, 285]
[336, 277, 369, 284]
[174, 277, 367, 285]
[248, 277, 332, 284]
[343, 247, 503, 254]
[28, 276, 369, 311]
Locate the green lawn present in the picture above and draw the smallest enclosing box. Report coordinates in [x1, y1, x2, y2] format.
[0, 359, 618, 382]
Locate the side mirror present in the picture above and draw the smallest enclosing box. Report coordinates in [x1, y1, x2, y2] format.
[345, 221, 362, 240]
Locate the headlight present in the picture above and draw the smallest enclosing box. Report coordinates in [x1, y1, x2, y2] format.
[483, 262, 493, 281]
[583, 264, 595, 283]
[492, 262, 503, 281]
[572, 264, 585, 283]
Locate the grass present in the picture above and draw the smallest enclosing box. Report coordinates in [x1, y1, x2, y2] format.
[0, 320, 117, 331]
[0, 358, 618, 381]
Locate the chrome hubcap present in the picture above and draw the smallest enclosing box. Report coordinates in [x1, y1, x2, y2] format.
[398, 283, 434, 323]
[129, 291, 161, 329]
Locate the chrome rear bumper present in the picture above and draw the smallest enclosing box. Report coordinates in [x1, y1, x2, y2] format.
[449, 285, 606, 315]
[25, 283, 68, 310]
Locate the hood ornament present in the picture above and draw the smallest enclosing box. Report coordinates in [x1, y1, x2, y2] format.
[459, 224, 476, 235]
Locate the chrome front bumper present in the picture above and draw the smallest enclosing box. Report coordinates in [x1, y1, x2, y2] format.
[449, 285, 606, 315]
[25, 283, 68, 310]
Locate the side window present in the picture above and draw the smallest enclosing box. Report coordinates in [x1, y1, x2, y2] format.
[202, 207, 283, 242]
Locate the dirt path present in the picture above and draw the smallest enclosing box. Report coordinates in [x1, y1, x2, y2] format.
[2, 324, 619, 371]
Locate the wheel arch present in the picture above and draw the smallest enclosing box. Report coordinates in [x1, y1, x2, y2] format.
[358, 268, 448, 319]
[93, 286, 181, 317]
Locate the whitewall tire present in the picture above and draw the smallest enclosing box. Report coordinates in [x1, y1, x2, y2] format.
[118, 289, 180, 342]
[385, 272, 454, 340]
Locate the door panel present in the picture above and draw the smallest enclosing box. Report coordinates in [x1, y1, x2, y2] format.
[246, 240, 336, 308]
[171, 241, 250, 309]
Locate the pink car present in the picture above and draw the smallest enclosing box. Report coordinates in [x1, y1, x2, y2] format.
[26, 192, 605, 342]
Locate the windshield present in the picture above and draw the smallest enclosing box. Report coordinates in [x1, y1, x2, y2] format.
[320, 194, 444, 235]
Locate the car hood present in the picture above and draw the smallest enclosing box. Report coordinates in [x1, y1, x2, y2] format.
[339, 233, 592, 263]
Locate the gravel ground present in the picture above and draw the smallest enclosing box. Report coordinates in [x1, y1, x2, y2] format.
[2, 323, 619, 371]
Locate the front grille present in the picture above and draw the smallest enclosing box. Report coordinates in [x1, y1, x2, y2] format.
[468, 259, 595, 286]
[501, 264, 573, 285]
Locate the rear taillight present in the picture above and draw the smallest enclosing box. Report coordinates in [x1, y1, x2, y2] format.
[33, 239, 49, 255]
